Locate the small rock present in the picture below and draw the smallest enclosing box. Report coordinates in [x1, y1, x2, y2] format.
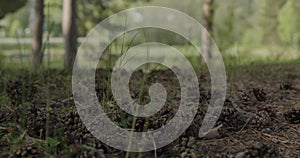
[187, 137, 196, 147]
[31, 149, 38, 154]
[252, 142, 264, 149]
[181, 152, 188, 158]
[235, 152, 246, 158]
[190, 152, 198, 158]
[180, 147, 185, 153]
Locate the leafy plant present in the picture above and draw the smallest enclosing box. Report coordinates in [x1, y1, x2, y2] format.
[45, 136, 60, 152]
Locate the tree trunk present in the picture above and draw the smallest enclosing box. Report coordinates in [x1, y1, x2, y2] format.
[62, 0, 77, 72]
[201, 0, 214, 63]
[31, 0, 44, 69]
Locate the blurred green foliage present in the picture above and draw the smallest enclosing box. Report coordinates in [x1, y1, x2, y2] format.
[5, 5, 30, 37]
[0, 0, 299, 53]
[77, 0, 152, 36]
[0, 0, 27, 19]
[278, 0, 300, 45]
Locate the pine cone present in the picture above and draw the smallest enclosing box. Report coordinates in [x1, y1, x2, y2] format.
[64, 111, 92, 144]
[280, 80, 294, 90]
[10, 141, 40, 157]
[249, 111, 272, 130]
[241, 142, 279, 158]
[6, 79, 23, 106]
[240, 90, 254, 105]
[26, 106, 64, 138]
[284, 109, 300, 124]
[6, 77, 37, 106]
[172, 137, 199, 157]
[253, 88, 267, 102]
[0, 108, 14, 123]
[218, 107, 246, 131]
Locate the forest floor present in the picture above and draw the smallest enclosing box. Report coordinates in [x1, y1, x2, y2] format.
[0, 61, 299, 157]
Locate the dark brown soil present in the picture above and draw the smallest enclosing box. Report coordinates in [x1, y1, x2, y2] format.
[0, 63, 299, 157]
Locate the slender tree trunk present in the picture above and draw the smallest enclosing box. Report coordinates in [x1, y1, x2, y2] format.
[62, 0, 77, 72]
[31, 0, 44, 69]
[201, 0, 214, 63]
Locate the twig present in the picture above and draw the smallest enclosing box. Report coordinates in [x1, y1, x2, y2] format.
[36, 97, 74, 108]
[237, 117, 252, 135]
[152, 136, 157, 158]
[228, 97, 253, 117]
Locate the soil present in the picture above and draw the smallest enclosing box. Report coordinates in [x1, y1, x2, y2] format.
[0, 63, 299, 157]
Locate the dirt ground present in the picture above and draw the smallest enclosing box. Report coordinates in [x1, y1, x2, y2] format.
[0, 63, 299, 157]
